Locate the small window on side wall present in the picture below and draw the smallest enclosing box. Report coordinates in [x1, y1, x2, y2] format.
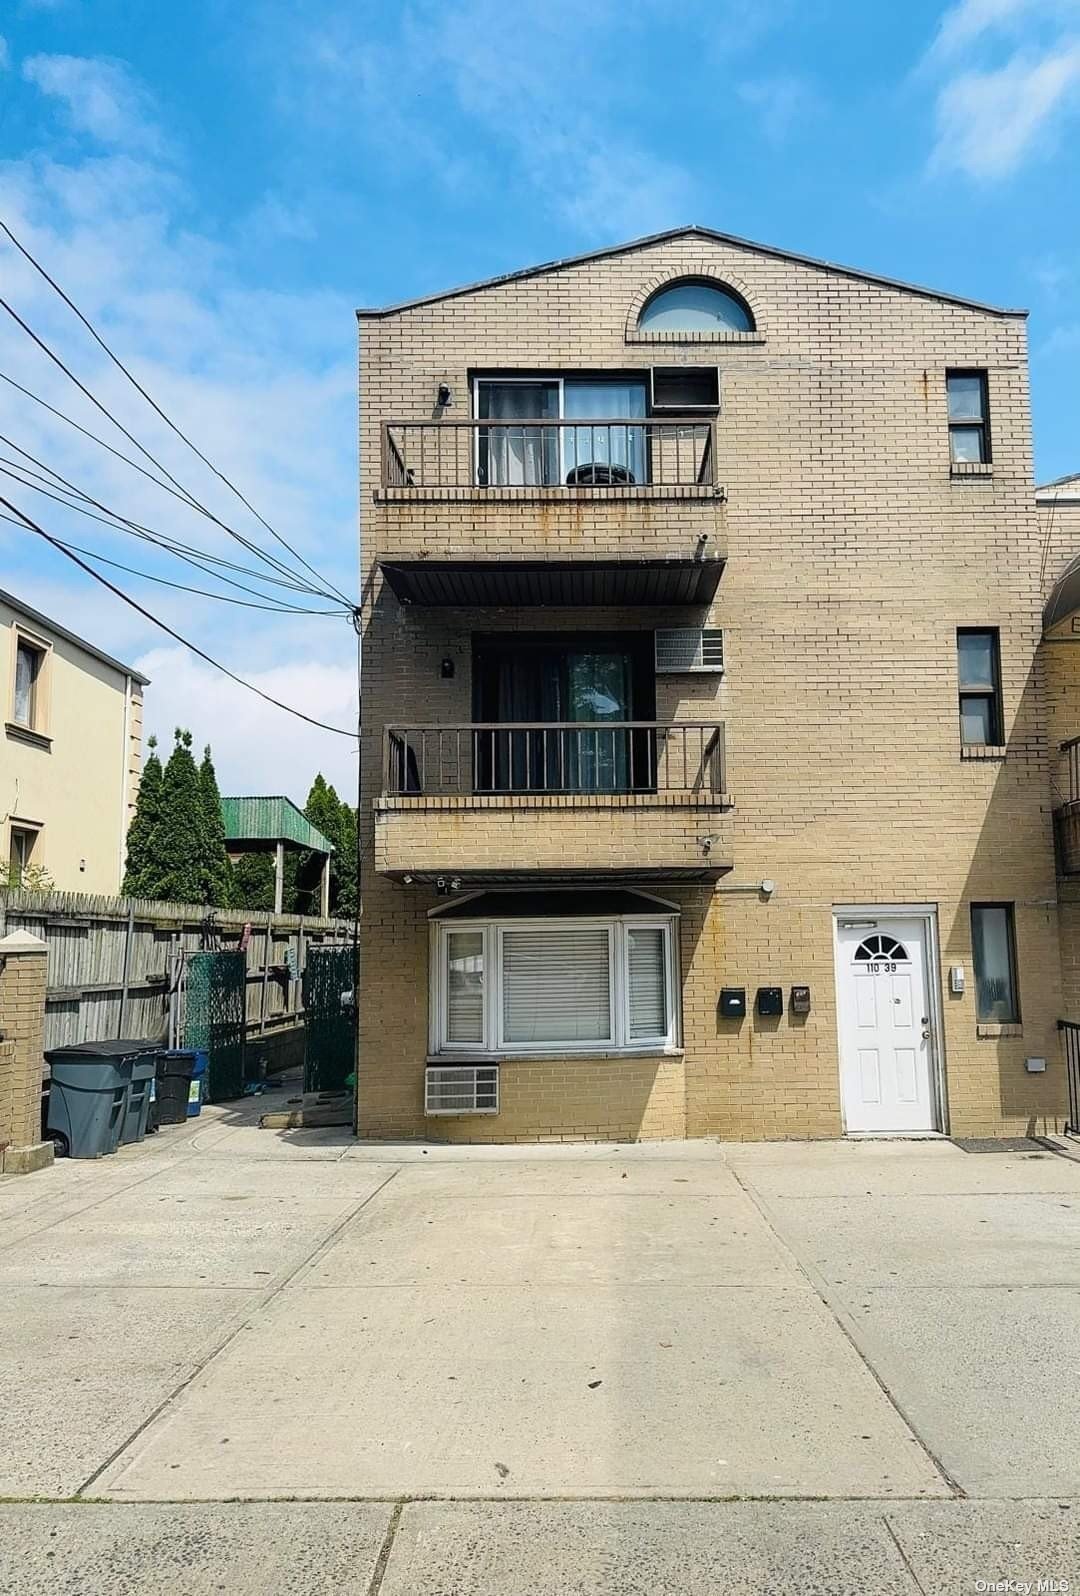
[947, 371, 990, 464]
[13, 638, 46, 729]
[8, 826, 38, 887]
[957, 628, 1003, 747]
[970, 903, 1019, 1024]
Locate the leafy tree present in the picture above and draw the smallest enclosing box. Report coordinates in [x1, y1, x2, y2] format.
[198, 745, 233, 908]
[140, 729, 205, 904]
[122, 734, 163, 896]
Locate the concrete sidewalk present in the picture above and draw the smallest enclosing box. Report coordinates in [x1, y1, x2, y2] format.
[2, 1102, 1079, 1591]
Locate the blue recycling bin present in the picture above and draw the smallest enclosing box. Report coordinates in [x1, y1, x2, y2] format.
[187, 1049, 209, 1117]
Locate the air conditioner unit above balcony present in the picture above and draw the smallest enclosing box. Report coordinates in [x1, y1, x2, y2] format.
[655, 627, 725, 674]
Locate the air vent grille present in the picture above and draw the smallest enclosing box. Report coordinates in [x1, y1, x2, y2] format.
[655, 627, 725, 674]
[425, 1064, 499, 1116]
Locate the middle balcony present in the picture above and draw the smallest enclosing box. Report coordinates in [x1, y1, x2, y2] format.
[374, 719, 733, 887]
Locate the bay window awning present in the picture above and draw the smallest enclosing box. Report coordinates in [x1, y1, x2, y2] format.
[378, 557, 724, 608]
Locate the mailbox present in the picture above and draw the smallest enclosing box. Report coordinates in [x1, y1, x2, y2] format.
[756, 986, 783, 1018]
[719, 987, 747, 1019]
[789, 985, 811, 1015]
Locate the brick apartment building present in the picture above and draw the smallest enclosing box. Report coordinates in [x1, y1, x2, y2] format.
[356, 225, 1073, 1143]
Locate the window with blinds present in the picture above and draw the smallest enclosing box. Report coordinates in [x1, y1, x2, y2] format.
[501, 927, 612, 1045]
[446, 931, 484, 1042]
[433, 916, 677, 1055]
[627, 927, 667, 1039]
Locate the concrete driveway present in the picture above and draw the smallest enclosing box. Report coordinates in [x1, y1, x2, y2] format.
[1, 1093, 1079, 1593]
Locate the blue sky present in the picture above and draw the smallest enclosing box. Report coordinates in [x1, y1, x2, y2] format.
[1, 0, 1078, 798]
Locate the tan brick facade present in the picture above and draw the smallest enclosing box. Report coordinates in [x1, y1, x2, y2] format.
[358, 229, 1070, 1143]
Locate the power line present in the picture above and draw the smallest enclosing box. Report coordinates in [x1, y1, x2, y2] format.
[0, 515, 348, 615]
[0, 371, 341, 601]
[0, 453, 346, 613]
[1, 492, 358, 738]
[0, 218, 356, 608]
[0, 301, 350, 604]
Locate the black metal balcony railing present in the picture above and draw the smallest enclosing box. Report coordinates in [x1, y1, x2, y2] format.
[1055, 736, 1080, 875]
[1059, 1020, 1080, 1135]
[383, 721, 726, 799]
[381, 419, 716, 491]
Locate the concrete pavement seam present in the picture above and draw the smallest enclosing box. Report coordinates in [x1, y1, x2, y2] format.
[73, 1166, 402, 1499]
[882, 1513, 930, 1594]
[366, 1502, 404, 1596]
[727, 1164, 963, 1498]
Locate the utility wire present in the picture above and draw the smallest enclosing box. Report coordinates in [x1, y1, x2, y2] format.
[0, 304, 349, 604]
[0, 515, 347, 615]
[0, 455, 347, 614]
[0, 219, 355, 608]
[0, 372, 341, 601]
[1, 492, 358, 738]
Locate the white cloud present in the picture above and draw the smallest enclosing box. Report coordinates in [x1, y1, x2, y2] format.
[922, 0, 1080, 178]
[929, 0, 1075, 60]
[277, 0, 702, 240]
[931, 42, 1080, 177]
[0, 53, 360, 781]
[136, 647, 358, 799]
[22, 53, 164, 152]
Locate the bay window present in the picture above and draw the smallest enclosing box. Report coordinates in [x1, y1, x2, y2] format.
[431, 915, 678, 1055]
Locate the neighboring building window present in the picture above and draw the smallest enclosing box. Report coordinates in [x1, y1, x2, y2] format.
[970, 904, 1020, 1023]
[13, 638, 45, 729]
[957, 628, 1003, 747]
[8, 826, 37, 886]
[638, 281, 753, 334]
[433, 916, 677, 1054]
[947, 371, 990, 464]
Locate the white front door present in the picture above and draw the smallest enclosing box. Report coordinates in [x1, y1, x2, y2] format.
[835, 915, 938, 1133]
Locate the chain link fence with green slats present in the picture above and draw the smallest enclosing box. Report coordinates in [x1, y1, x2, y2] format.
[303, 945, 356, 1093]
[184, 950, 247, 1101]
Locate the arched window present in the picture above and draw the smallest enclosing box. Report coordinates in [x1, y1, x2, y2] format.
[638, 280, 754, 334]
[853, 934, 909, 963]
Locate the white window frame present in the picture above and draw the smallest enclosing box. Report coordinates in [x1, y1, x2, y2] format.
[429, 914, 680, 1057]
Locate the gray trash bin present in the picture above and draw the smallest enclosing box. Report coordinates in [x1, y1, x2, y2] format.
[44, 1041, 160, 1158]
[121, 1050, 159, 1145]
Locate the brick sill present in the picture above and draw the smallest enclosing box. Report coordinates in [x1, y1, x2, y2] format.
[377, 792, 733, 813]
[5, 721, 51, 751]
[950, 462, 994, 481]
[976, 1023, 1023, 1039]
[960, 745, 1006, 761]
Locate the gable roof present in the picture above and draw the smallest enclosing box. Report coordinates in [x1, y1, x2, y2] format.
[0, 586, 150, 684]
[356, 224, 1025, 321]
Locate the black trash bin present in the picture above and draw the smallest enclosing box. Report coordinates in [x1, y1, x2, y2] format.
[44, 1040, 161, 1158]
[156, 1049, 197, 1127]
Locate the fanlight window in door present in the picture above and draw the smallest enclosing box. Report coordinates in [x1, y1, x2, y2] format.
[853, 934, 909, 962]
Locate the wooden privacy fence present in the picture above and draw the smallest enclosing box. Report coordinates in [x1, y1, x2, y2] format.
[0, 888, 353, 1059]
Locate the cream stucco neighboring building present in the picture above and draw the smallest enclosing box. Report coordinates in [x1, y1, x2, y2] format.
[1, 589, 147, 894]
[357, 225, 1074, 1144]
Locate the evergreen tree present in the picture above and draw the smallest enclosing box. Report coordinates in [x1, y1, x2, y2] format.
[230, 853, 275, 912]
[296, 774, 357, 917]
[198, 745, 233, 908]
[122, 735, 163, 896]
[141, 729, 205, 903]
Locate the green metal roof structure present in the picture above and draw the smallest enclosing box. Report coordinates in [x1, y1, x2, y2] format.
[220, 796, 334, 855]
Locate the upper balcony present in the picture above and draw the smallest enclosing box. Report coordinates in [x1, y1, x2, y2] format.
[377, 417, 723, 504]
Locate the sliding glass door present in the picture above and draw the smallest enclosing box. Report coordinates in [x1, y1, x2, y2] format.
[476, 379, 649, 487]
